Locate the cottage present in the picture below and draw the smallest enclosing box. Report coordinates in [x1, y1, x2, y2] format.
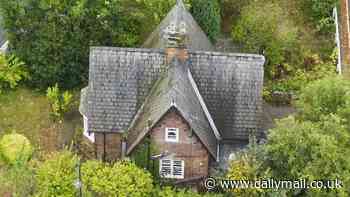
[79, 0, 265, 180]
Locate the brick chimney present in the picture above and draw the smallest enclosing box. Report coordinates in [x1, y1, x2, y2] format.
[163, 22, 189, 63]
[340, 0, 350, 78]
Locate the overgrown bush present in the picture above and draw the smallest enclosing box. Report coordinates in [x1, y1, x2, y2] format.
[191, 0, 221, 41]
[0, 0, 146, 89]
[232, 1, 298, 79]
[36, 151, 79, 197]
[265, 116, 350, 196]
[0, 133, 33, 165]
[226, 139, 284, 196]
[46, 84, 74, 119]
[0, 53, 28, 93]
[82, 160, 154, 197]
[297, 76, 350, 122]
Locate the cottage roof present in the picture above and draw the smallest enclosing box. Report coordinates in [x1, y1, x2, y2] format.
[80, 0, 265, 142]
[81, 47, 264, 140]
[126, 57, 218, 159]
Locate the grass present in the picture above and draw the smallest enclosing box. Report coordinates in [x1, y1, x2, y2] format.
[0, 87, 82, 153]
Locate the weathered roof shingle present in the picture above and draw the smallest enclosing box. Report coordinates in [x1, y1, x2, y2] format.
[126, 57, 218, 159]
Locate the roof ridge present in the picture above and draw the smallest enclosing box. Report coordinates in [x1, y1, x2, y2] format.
[176, 0, 186, 9]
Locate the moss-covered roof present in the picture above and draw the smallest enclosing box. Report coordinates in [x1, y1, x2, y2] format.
[126, 57, 218, 159]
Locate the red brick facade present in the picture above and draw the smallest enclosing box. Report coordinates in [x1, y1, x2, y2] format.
[94, 132, 122, 161]
[93, 109, 210, 179]
[148, 109, 210, 179]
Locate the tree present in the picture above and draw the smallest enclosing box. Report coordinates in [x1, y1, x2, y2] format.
[0, 0, 145, 89]
[265, 116, 350, 196]
[297, 76, 350, 122]
[299, 0, 338, 33]
[232, 1, 298, 79]
[191, 0, 221, 41]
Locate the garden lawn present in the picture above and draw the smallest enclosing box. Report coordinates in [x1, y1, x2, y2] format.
[0, 88, 82, 153]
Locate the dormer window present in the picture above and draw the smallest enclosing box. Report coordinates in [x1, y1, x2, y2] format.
[165, 128, 179, 142]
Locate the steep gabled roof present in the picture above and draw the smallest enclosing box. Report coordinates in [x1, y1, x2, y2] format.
[80, 0, 265, 141]
[126, 57, 218, 159]
[142, 0, 213, 51]
[81, 47, 265, 140]
[85, 47, 166, 133]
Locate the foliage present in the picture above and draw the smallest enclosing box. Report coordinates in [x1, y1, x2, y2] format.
[132, 0, 191, 25]
[0, 133, 33, 165]
[0, 53, 28, 93]
[81, 160, 154, 197]
[154, 186, 224, 197]
[36, 150, 79, 197]
[296, 76, 350, 122]
[299, 0, 338, 33]
[263, 53, 336, 104]
[0, 162, 36, 197]
[46, 84, 74, 119]
[265, 116, 350, 196]
[0, 0, 145, 89]
[219, 0, 252, 32]
[191, 0, 221, 41]
[131, 137, 160, 179]
[226, 138, 283, 196]
[232, 1, 298, 79]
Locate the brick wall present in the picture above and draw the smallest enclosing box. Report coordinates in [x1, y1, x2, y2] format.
[95, 132, 122, 161]
[149, 109, 210, 179]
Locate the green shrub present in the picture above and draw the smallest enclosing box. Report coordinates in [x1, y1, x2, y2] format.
[191, 0, 221, 41]
[46, 84, 73, 119]
[36, 151, 79, 197]
[226, 139, 283, 196]
[0, 53, 28, 93]
[0, 133, 33, 165]
[265, 116, 350, 196]
[81, 160, 154, 197]
[0, 0, 145, 89]
[232, 1, 298, 79]
[0, 163, 36, 196]
[297, 76, 350, 122]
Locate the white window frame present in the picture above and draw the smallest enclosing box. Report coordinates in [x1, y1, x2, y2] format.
[83, 116, 95, 143]
[165, 128, 179, 143]
[159, 159, 185, 179]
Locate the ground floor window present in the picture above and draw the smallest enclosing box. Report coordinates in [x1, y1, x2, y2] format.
[160, 159, 184, 179]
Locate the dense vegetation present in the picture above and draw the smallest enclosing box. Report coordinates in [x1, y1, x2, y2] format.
[227, 77, 350, 196]
[0, 0, 146, 88]
[191, 0, 221, 41]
